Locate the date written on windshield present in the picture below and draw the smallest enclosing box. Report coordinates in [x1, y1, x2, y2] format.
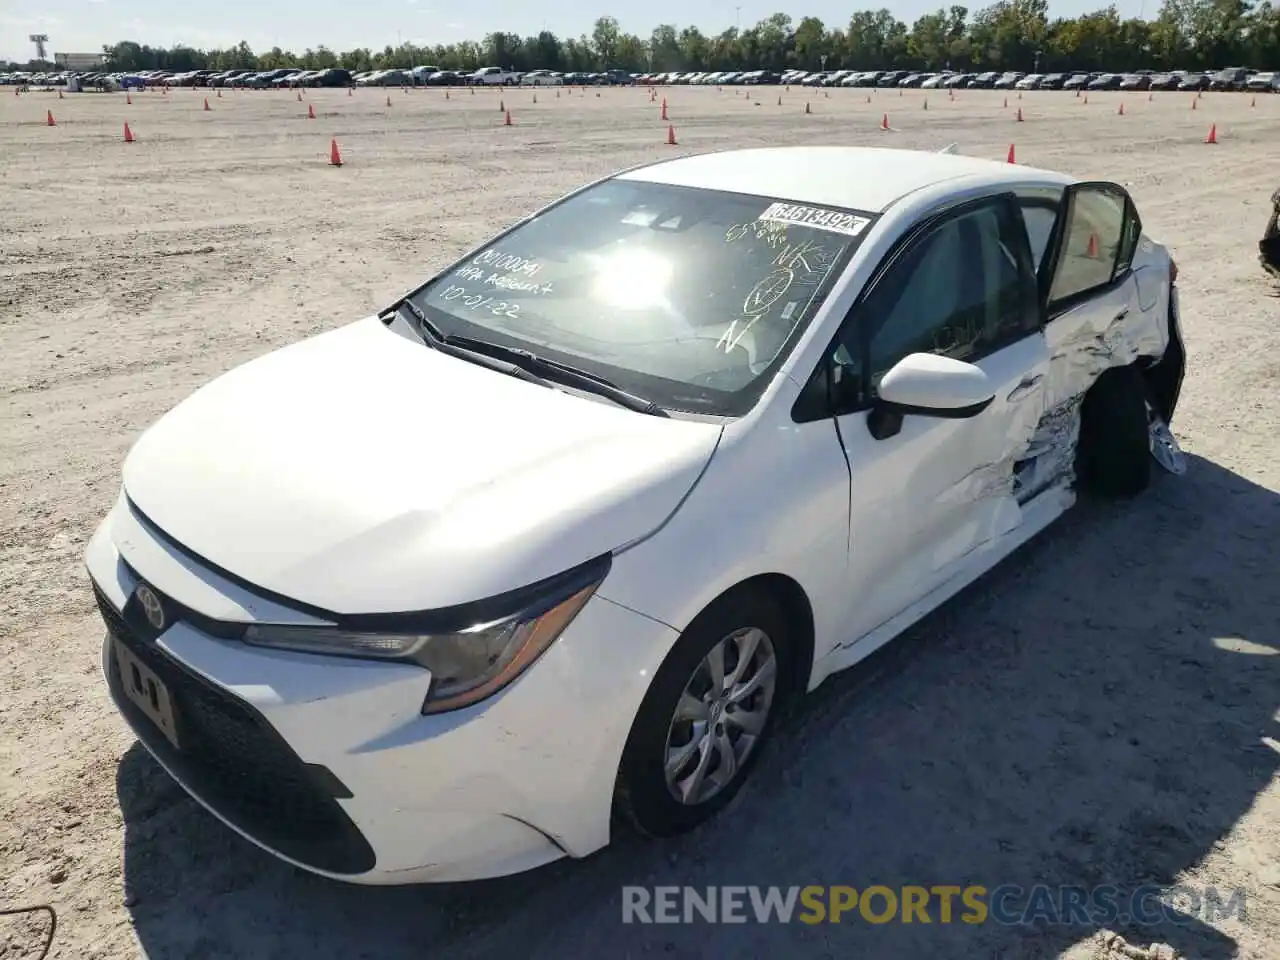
[438, 285, 522, 319]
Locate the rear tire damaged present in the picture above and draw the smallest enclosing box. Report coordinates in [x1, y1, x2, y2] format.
[1075, 364, 1153, 498]
[1076, 304, 1186, 499]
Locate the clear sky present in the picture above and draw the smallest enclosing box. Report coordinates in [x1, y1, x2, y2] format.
[3, 0, 1154, 64]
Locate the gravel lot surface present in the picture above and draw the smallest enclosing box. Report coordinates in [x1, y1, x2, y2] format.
[2, 82, 1278, 960]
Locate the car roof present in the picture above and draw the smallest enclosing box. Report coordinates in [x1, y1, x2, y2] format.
[618, 146, 1076, 213]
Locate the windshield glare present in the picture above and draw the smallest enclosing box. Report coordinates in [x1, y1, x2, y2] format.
[413, 178, 875, 416]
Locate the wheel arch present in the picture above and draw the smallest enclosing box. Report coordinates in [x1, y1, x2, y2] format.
[609, 570, 817, 834]
[737, 572, 817, 702]
[667, 572, 817, 705]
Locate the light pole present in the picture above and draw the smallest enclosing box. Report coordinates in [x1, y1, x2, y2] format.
[820, 53, 828, 73]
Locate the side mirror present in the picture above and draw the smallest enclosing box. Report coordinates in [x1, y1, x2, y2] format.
[868, 353, 996, 440]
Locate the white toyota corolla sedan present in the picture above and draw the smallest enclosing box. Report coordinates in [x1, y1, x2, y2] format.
[87, 146, 1186, 884]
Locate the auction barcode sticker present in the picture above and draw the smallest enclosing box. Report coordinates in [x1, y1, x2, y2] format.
[758, 202, 871, 237]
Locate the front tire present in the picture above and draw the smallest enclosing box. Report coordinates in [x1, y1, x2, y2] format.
[616, 589, 792, 838]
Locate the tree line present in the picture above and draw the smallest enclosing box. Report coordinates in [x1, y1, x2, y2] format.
[6, 0, 1278, 76]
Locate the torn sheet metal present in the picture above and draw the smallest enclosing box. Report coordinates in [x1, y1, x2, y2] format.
[1018, 254, 1173, 498]
[1013, 395, 1083, 504]
[958, 242, 1178, 532]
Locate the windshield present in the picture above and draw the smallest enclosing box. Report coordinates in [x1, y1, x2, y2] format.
[412, 178, 874, 416]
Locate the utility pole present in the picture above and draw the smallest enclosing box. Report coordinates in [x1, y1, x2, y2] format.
[735, 6, 741, 30]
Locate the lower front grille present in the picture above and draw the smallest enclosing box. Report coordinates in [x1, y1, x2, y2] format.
[99, 589, 376, 875]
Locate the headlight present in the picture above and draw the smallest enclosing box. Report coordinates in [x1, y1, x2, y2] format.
[243, 573, 603, 714]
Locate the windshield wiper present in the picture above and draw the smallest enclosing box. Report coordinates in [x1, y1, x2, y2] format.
[394, 300, 668, 418]
[394, 303, 548, 388]
[444, 334, 670, 418]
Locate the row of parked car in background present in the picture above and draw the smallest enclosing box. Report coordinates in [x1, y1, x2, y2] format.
[643, 65, 1280, 92]
[0, 65, 639, 90]
[3, 63, 1276, 93]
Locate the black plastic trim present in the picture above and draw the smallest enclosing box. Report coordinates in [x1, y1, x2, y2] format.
[866, 395, 995, 440]
[99, 590, 376, 875]
[886, 395, 995, 419]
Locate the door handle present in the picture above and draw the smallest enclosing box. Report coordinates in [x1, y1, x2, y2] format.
[1006, 374, 1044, 402]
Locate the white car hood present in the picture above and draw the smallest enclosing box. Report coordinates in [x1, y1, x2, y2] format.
[122, 316, 722, 614]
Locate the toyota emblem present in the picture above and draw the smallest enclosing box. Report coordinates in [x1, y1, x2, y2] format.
[135, 583, 166, 631]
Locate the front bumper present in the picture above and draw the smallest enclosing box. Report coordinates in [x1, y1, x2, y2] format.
[89, 493, 680, 884]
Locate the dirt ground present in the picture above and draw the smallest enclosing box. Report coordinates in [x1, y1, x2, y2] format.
[2, 81, 1278, 960]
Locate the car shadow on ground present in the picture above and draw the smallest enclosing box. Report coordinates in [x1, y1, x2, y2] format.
[117, 452, 1279, 959]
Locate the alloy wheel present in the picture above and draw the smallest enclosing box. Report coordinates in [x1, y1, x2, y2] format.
[663, 627, 778, 806]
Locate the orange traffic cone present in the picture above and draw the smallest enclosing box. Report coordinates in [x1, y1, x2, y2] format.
[123, 122, 134, 142]
[216, 89, 222, 98]
[1006, 143, 1016, 164]
[499, 98, 505, 112]
[1087, 233, 1099, 257]
[777, 95, 782, 105]
[204, 97, 211, 111]
[865, 95, 871, 104]
[1003, 97, 1008, 108]
[1250, 96, 1256, 108]
[329, 138, 343, 166]
[1191, 98, 1197, 110]
[127, 92, 132, 105]
[297, 91, 303, 102]
[1118, 102, 1124, 115]
[46, 110, 55, 126]
[504, 109, 512, 126]
[348, 87, 353, 97]
[307, 103, 315, 119]
[58, 90, 63, 99]
[1204, 124, 1217, 144]
[661, 101, 668, 120]
[386, 95, 391, 107]
[923, 98, 928, 110]
[666, 124, 677, 145]
[1083, 94, 1089, 104]
[805, 101, 811, 114]
[880, 113, 889, 130]
[532, 92, 537, 103]
[1015, 107, 1023, 121]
